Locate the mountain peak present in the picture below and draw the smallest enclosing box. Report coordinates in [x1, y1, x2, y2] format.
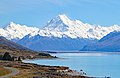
[45, 14, 74, 29]
[46, 14, 72, 26]
[1, 22, 40, 40]
[58, 14, 70, 21]
[4, 22, 20, 30]
[44, 14, 71, 30]
[9, 22, 16, 25]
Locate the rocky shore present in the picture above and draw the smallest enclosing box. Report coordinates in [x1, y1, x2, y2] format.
[0, 60, 91, 78]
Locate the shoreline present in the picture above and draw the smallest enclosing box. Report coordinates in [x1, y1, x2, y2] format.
[0, 52, 114, 78]
[0, 52, 89, 78]
[22, 52, 116, 78]
[22, 58, 110, 78]
[0, 60, 91, 78]
[22, 52, 114, 78]
[0, 52, 113, 78]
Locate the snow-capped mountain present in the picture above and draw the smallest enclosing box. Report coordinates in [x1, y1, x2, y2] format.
[38, 14, 120, 39]
[0, 22, 39, 41]
[1, 14, 120, 51]
[0, 14, 120, 40]
[81, 31, 120, 52]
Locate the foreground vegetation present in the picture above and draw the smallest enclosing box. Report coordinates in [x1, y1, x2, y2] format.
[0, 66, 11, 76]
[0, 60, 89, 78]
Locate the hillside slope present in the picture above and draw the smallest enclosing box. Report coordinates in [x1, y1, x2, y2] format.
[0, 36, 53, 59]
[0, 36, 28, 50]
[17, 34, 96, 51]
[82, 31, 120, 52]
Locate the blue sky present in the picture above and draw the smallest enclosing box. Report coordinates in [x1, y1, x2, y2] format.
[0, 0, 120, 27]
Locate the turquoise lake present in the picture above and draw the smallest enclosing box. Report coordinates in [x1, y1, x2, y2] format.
[23, 53, 120, 78]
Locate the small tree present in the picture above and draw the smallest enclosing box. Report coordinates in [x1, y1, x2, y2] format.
[2, 52, 12, 61]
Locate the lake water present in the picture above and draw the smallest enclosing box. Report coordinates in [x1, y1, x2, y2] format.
[23, 53, 120, 78]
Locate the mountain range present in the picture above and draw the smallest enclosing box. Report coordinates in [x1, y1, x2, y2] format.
[0, 14, 120, 51]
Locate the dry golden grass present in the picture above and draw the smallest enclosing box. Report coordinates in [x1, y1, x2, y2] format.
[0, 66, 11, 76]
[0, 61, 87, 78]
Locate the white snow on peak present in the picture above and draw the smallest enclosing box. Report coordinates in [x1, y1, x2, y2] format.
[1, 22, 39, 40]
[38, 14, 120, 39]
[58, 14, 72, 24]
[0, 14, 120, 40]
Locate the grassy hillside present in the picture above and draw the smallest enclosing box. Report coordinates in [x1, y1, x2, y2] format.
[0, 36, 55, 60]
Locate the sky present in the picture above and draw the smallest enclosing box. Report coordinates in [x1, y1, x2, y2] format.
[0, 0, 120, 28]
